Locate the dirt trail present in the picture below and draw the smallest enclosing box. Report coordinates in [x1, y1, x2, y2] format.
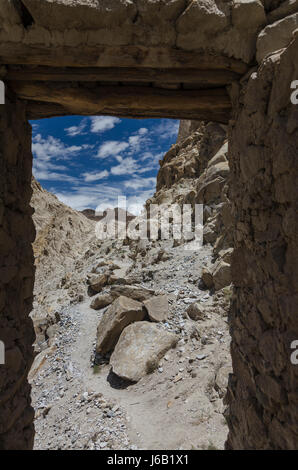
[31, 244, 231, 450]
[72, 298, 228, 450]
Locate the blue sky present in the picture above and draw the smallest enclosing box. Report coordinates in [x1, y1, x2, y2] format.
[31, 116, 179, 215]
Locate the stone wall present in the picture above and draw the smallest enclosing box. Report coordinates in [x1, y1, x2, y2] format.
[0, 0, 267, 65]
[225, 34, 298, 449]
[0, 93, 35, 449]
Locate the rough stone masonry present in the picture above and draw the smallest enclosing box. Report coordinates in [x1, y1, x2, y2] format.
[0, 0, 298, 450]
[0, 92, 35, 450]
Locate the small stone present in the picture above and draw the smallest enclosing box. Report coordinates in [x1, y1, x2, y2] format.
[173, 374, 183, 383]
[196, 354, 207, 361]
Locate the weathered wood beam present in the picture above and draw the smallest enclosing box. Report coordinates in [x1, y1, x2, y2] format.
[5, 66, 240, 86]
[0, 44, 248, 74]
[8, 81, 231, 123]
[26, 101, 69, 120]
[26, 103, 229, 122]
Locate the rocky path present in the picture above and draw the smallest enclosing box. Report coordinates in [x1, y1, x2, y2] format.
[31, 243, 231, 450]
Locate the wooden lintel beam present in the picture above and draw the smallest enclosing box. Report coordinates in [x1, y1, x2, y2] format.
[8, 81, 231, 123]
[5, 66, 240, 86]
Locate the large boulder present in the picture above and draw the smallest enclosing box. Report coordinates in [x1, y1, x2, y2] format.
[212, 260, 232, 291]
[143, 295, 169, 322]
[90, 293, 114, 310]
[201, 258, 232, 291]
[96, 296, 145, 355]
[110, 284, 155, 302]
[33, 311, 60, 351]
[201, 267, 214, 289]
[186, 302, 206, 321]
[110, 322, 178, 382]
[87, 273, 109, 294]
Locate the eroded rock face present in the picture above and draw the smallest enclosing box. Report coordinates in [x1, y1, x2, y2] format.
[155, 121, 227, 193]
[257, 12, 298, 62]
[96, 296, 145, 355]
[226, 33, 298, 450]
[110, 321, 178, 382]
[32, 176, 95, 313]
[146, 120, 233, 267]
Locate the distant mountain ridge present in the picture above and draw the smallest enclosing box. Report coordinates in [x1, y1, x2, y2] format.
[81, 207, 136, 224]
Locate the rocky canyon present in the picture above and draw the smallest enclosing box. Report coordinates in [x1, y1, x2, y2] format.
[28, 120, 233, 450]
[0, 0, 297, 451]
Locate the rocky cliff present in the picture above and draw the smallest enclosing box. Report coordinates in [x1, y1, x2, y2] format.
[31, 177, 96, 352]
[145, 120, 233, 290]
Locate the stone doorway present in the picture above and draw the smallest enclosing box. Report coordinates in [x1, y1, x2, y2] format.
[0, 0, 298, 450]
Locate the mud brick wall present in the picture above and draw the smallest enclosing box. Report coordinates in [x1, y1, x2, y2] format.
[226, 36, 298, 449]
[0, 93, 35, 449]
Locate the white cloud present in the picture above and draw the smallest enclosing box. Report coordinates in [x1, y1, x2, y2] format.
[32, 133, 88, 183]
[33, 169, 77, 183]
[97, 140, 129, 158]
[94, 125, 161, 161]
[128, 127, 150, 153]
[82, 170, 109, 182]
[152, 120, 179, 140]
[109, 150, 163, 177]
[34, 159, 68, 172]
[65, 119, 87, 137]
[126, 190, 155, 215]
[110, 156, 137, 176]
[35, 120, 179, 215]
[124, 176, 156, 190]
[94, 127, 151, 161]
[55, 193, 98, 211]
[32, 133, 84, 160]
[129, 135, 141, 148]
[55, 183, 123, 212]
[90, 116, 121, 133]
[53, 179, 154, 215]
